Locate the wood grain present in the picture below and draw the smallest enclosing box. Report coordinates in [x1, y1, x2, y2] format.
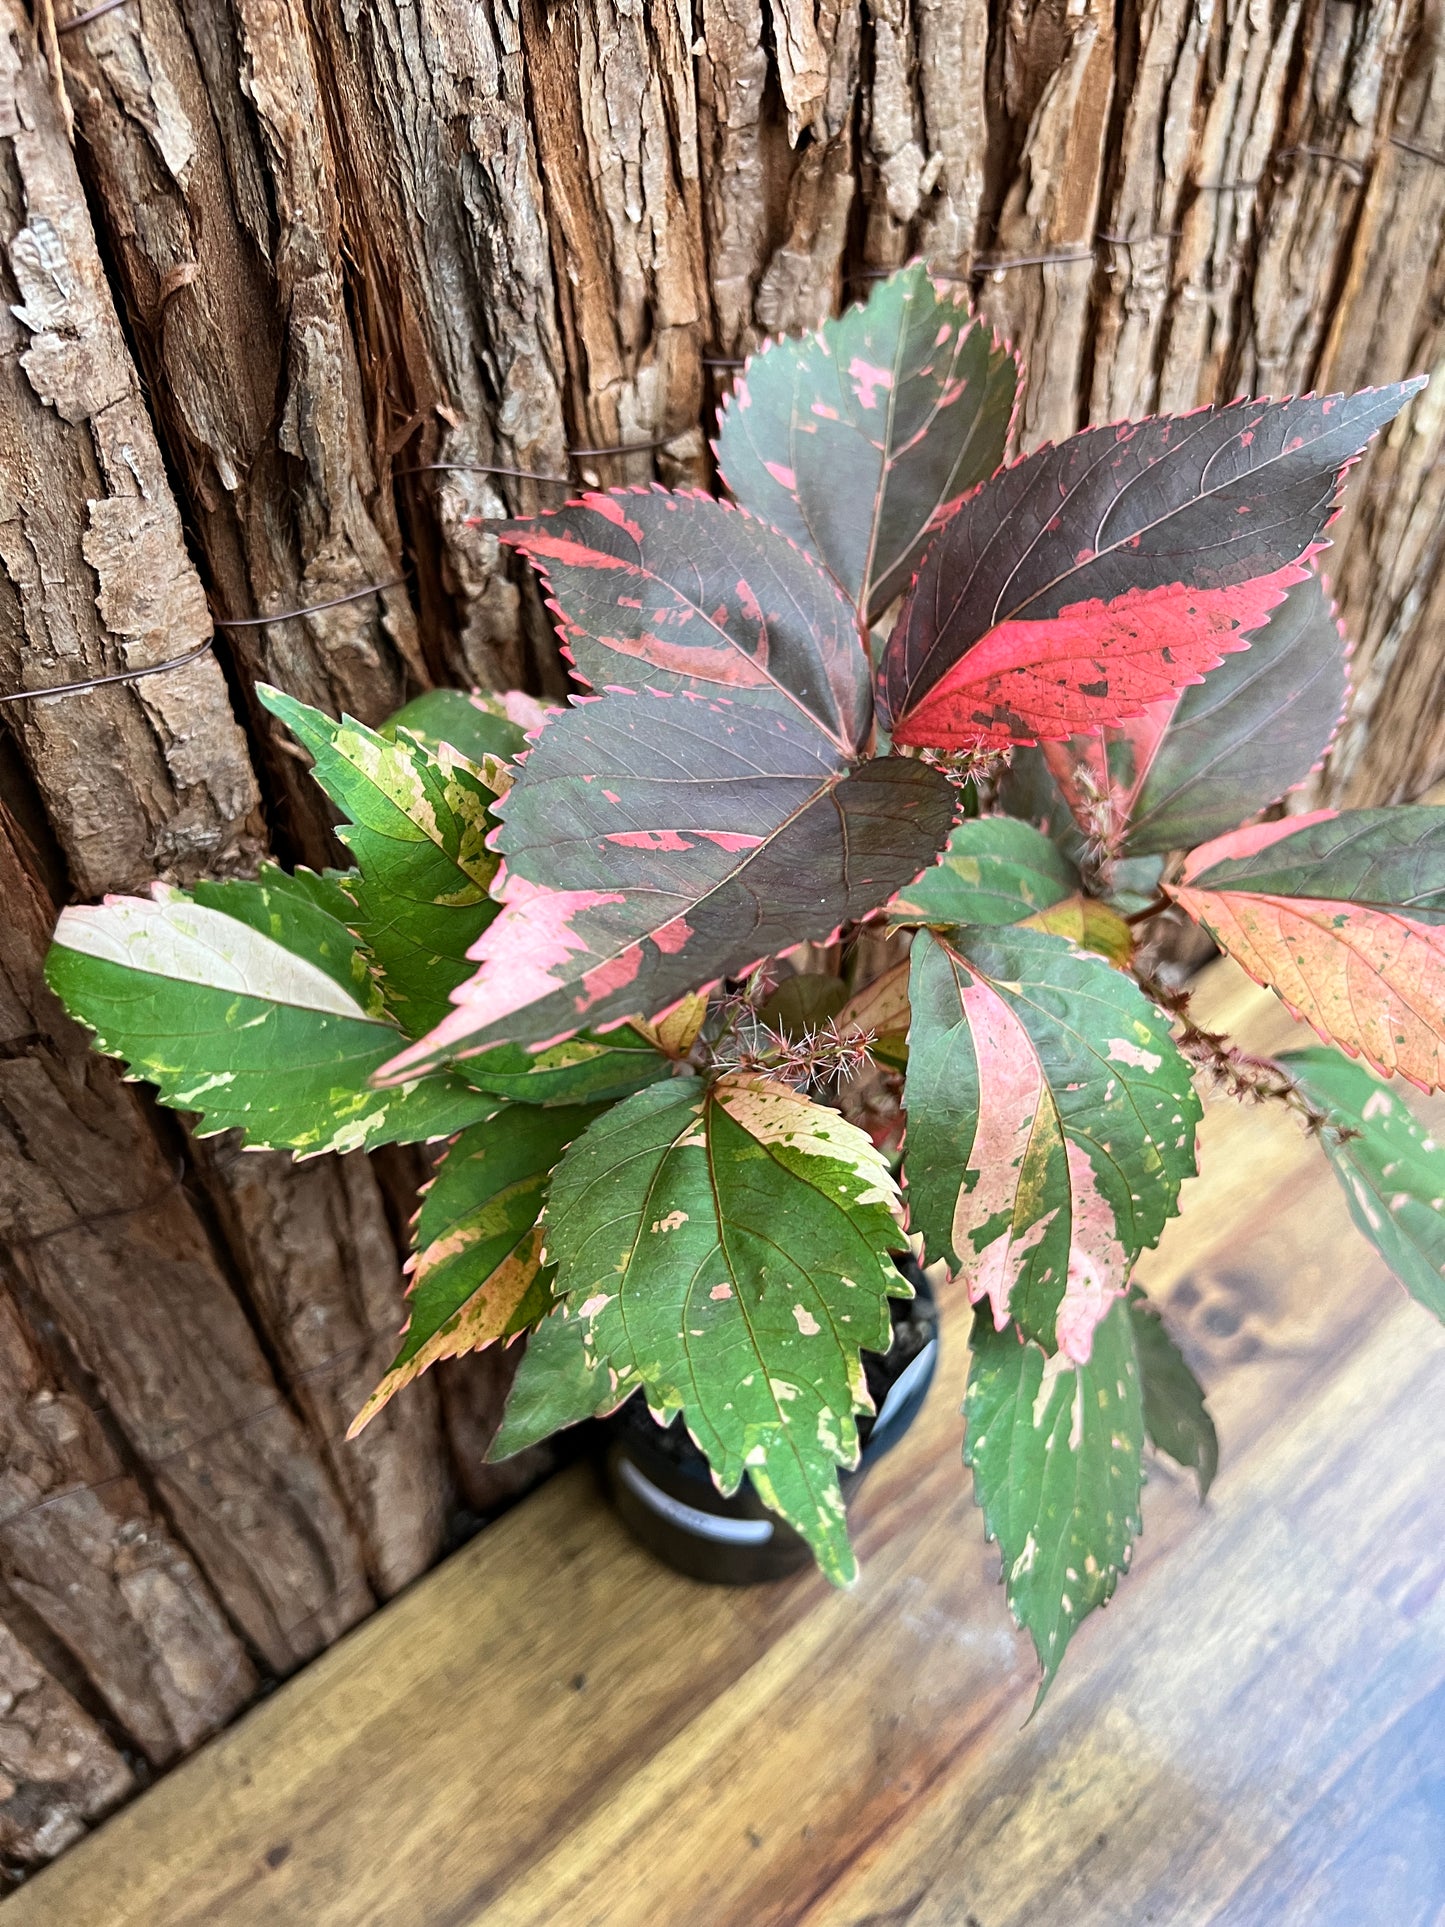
[14, 965, 1445, 1925]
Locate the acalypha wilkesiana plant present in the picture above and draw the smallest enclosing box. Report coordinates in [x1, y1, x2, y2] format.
[47, 265, 1445, 1698]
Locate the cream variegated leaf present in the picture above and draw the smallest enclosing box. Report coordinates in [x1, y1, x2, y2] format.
[965, 1298, 1145, 1703]
[351, 1104, 605, 1435]
[526, 1072, 909, 1582]
[46, 886, 492, 1155]
[259, 685, 509, 1038]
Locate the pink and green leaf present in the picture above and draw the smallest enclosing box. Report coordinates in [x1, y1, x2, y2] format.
[714, 262, 1018, 625]
[381, 694, 956, 1077]
[879, 384, 1422, 750]
[1169, 808, 1445, 1089]
[499, 489, 871, 753]
[903, 926, 1199, 1355]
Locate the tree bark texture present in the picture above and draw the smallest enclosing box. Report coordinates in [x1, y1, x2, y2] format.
[3, 0, 1445, 1872]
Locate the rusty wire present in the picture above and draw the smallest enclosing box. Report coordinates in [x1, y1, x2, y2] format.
[0, 578, 401, 708]
[56, 0, 132, 30]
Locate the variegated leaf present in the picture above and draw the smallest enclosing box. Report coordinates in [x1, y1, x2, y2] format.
[350, 1103, 604, 1435]
[1127, 1286, 1217, 1498]
[965, 1297, 1144, 1703]
[489, 1296, 618, 1460]
[879, 384, 1422, 750]
[903, 927, 1200, 1356]
[714, 263, 1018, 624]
[1279, 1047, 1445, 1324]
[191, 863, 384, 1014]
[1169, 809, 1445, 1089]
[500, 489, 871, 753]
[383, 686, 550, 765]
[1037, 570, 1350, 858]
[888, 815, 1078, 927]
[535, 1073, 909, 1583]
[1018, 895, 1133, 967]
[458, 1030, 677, 1107]
[46, 887, 491, 1155]
[259, 686, 507, 1037]
[381, 694, 956, 1078]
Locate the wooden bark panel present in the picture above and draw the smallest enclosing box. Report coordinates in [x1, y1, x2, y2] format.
[976, 0, 1117, 448]
[199, 1146, 447, 1601]
[0, 1282, 257, 1765]
[293, 0, 569, 690]
[518, 0, 709, 481]
[0, 801, 372, 1678]
[1319, 15, 1445, 806]
[53, 0, 424, 863]
[434, 1346, 556, 1521]
[0, 0, 260, 896]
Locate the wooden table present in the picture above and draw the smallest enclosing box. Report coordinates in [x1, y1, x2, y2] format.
[12, 965, 1445, 1926]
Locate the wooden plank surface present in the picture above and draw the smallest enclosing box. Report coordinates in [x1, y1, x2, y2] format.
[11, 964, 1445, 1927]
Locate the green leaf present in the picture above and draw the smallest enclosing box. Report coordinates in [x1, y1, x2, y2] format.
[190, 863, 384, 1015]
[889, 816, 1078, 927]
[541, 1073, 909, 1582]
[258, 685, 506, 1038]
[1126, 1285, 1217, 1498]
[1279, 1046, 1445, 1324]
[965, 1297, 1144, 1704]
[903, 927, 1200, 1355]
[351, 1103, 604, 1435]
[382, 687, 535, 765]
[47, 887, 491, 1155]
[490, 1299, 618, 1460]
[757, 974, 850, 1040]
[459, 1030, 677, 1107]
[715, 263, 1018, 625]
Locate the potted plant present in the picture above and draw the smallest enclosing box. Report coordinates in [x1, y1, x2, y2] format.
[45, 266, 1443, 1703]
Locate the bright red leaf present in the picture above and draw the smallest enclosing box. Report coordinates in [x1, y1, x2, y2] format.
[879, 385, 1422, 750]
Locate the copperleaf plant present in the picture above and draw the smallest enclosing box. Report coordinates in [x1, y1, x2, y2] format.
[47, 264, 1441, 1700]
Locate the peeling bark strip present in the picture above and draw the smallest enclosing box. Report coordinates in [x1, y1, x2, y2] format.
[198, 1147, 448, 1600]
[0, 0, 259, 896]
[50, 0, 423, 863]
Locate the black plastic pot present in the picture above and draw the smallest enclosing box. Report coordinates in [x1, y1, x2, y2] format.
[601, 1255, 939, 1584]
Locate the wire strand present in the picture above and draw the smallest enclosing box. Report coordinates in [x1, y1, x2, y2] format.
[56, 0, 131, 31]
[0, 579, 401, 706]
